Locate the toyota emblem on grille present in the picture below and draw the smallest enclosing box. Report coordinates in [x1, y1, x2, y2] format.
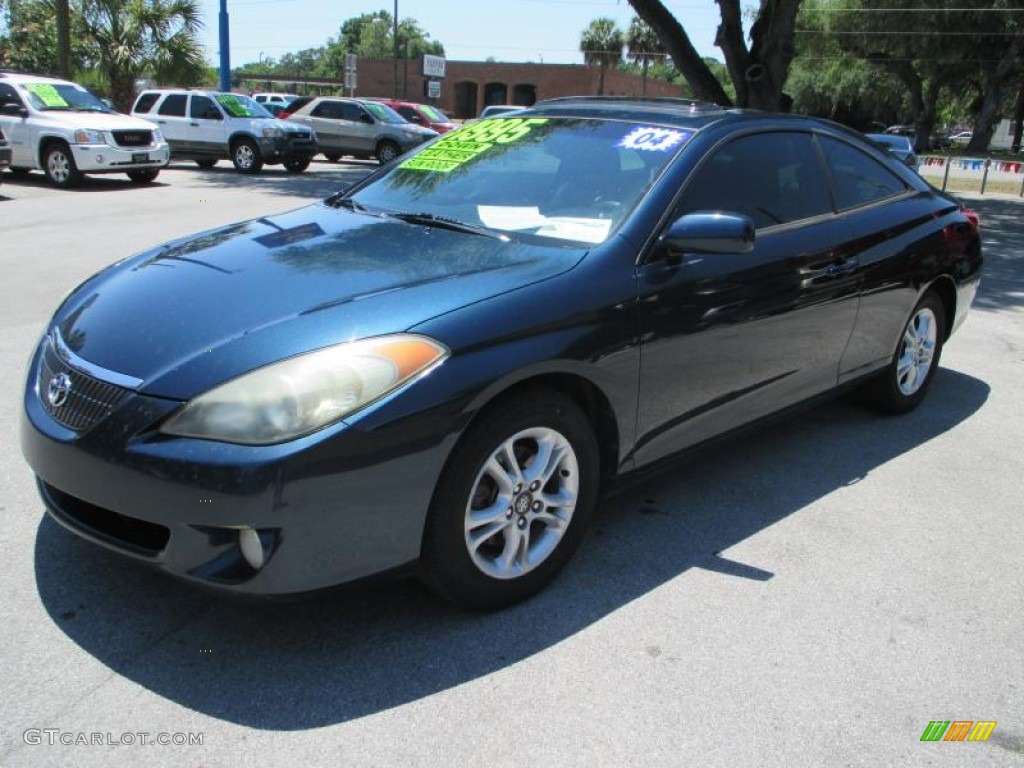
[47, 372, 72, 408]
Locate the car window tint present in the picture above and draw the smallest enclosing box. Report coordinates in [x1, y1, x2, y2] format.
[157, 94, 187, 117]
[132, 92, 159, 114]
[311, 101, 342, 119]
[678, 132, 832, 229]
[190, 95, 218, 119]
[341, 103, 365, 121]
[818, 136, 907, 210]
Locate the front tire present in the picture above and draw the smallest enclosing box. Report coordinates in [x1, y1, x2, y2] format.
[126, 169, 159, 184]
[421, 389, 600, 610]
[231, 138, 264, 174]
[863, 291, 945, 414]
[43, 143, 83, 187]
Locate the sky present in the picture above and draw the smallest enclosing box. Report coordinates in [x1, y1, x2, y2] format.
[194, 0, 732, 70]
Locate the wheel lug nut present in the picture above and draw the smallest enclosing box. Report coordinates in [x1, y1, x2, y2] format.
[532, 500, 542, 511]
[529, 481, 540, 491]
[514, 484, 522, 494]
[506, 508, 513, 518]
[517, 517, 527, 528]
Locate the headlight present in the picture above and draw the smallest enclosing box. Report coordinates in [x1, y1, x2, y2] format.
[73, 129, 106, 145]
[261, 124, 284, 138]
[152, 128, 164, 142]
[161, 335, 448, 444]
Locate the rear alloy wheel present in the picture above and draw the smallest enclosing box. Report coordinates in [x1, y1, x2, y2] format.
[863, 291, 945, 414]
[126, 169, 160, 184]
[376, 140, 400, 164]
[231, 138, 264, 173]
[195, 158, 218, 169]
[283, 157, 310, 173]
[421, 389, 599, 610]
[43, 143, 83, 187]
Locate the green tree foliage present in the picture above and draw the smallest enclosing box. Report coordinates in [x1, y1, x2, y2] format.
[77, 0, 206, 112]
[580, 17, 624, 95]
[626, 16, 666, 96]
[0, 0, 90, 73]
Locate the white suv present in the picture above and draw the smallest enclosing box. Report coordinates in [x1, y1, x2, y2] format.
[131, 89, 317, 173]
[0, 71, 169, 187]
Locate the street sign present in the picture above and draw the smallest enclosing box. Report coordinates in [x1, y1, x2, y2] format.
[345, 70, 357, 90]
[427, 80, 441, 99]
[345, 53, 357, 72]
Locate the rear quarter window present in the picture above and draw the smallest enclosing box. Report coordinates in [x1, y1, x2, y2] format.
[157, 94, 187, 117]
[132, 92, 159, 113]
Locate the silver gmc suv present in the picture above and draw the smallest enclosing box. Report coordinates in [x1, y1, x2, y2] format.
[0, 71, 169, 187]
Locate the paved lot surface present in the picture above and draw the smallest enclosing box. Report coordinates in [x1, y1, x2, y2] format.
[1, 166, 1022, 767]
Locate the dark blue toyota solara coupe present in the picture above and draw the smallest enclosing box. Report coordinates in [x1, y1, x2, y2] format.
[22, 97, 982, 609]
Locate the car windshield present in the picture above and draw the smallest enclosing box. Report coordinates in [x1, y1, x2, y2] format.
[215, 94, 271, 118]
[348, 117, 694, 245]
[420, 104, 449, 122]
[21, 82, 110, 112]
[364, 101, 405, 124]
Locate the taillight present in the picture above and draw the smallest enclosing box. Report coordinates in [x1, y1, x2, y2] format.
[278, 111, 292, 119]
[962, 208, 980, 229]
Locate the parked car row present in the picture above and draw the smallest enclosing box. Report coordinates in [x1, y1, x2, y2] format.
[0, 71, 450, 186]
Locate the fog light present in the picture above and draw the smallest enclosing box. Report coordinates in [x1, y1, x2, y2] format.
[238, 527, 265, 570]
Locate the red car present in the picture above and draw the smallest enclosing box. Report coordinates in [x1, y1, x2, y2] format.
[370, 99, 457, 134]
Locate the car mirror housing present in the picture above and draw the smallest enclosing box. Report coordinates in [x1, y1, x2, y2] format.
[1, 103, 29, 118]
[661, 212, 755, 254]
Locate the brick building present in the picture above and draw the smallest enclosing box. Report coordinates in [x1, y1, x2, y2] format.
[242, 58, 682, 119]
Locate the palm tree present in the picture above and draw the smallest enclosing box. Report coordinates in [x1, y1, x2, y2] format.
[627, 16, 665, 97]
[580, 18, 624, 96]
[77, 0, 206, 111]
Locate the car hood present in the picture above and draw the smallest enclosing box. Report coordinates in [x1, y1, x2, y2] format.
[41, 111, 159, 131]
[53, 203, 585, 400]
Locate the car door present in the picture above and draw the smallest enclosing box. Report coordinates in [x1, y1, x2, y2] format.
[340, 102, 377, 154]
[633, 130, 861, 467]
[187, 94, 226, 157]
[0, 83, 31, 167]
[299, 100, 345, 153]
[151, 94, 190, 153]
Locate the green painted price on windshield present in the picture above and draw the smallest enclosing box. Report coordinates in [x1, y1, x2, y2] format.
[401, 118, 550, 173]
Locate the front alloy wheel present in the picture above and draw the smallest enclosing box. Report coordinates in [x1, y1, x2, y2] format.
[422, 389, 599, 610]
[43, 144, 83, 187]
[232, 139, 264, 174]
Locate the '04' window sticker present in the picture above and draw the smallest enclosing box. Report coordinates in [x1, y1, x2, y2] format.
[617, 126, 693, 152]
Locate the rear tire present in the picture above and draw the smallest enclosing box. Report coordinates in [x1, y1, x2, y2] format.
[421, 389, 600, 610]
[42, 143, 83, 187]
[283, 157, 310, 173]
[126, 169, 159, 184]
[862, 291, 945, 414]
[231, 138, 263, 174]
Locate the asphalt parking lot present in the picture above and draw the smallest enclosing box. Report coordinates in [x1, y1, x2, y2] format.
[1, 165, 1022, 767]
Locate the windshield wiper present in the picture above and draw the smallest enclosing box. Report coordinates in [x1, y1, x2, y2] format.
[390, 212, 509, 241]
[328, 197, 388, 217]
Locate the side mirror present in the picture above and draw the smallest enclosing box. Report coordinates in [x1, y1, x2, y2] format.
[1, 103, 28, 118]
[661, 211, 755, 254]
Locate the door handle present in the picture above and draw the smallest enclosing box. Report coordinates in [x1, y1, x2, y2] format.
[825, 256, 858, 277]
[189, 122, 199, 126]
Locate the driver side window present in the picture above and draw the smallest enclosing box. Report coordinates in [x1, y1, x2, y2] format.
[677, 132, 832, 229]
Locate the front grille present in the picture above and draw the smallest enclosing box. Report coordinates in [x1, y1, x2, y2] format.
[38, 339, 131, 432]
[44, 482, 170, 556]
[111, 130, 153, 148]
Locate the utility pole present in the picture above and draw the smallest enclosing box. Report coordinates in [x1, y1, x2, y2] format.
[218, 0, 231, 92]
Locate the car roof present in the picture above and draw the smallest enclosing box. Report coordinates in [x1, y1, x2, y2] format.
[0, 71, 72, 85]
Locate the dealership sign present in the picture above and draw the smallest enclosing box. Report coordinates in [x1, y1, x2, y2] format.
[423, 54, 446, 78]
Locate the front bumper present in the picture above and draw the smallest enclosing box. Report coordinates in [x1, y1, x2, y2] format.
[70, 142, 170, 172]
[21, 338, 451, 595]
[257, 133, 317, 163]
